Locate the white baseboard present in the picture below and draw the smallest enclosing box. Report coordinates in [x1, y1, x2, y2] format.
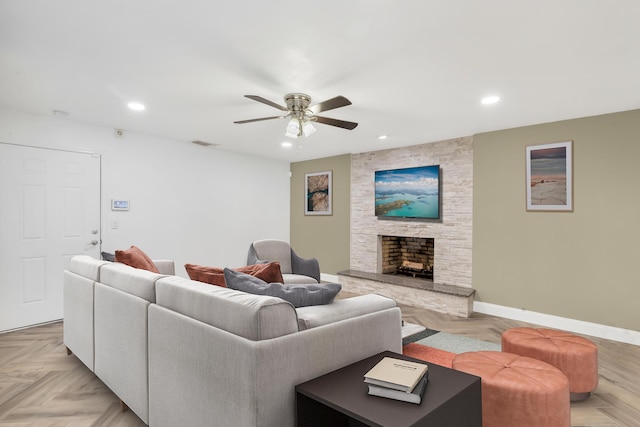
[331, 270, 639, 345]
[474, 301, 640, 346]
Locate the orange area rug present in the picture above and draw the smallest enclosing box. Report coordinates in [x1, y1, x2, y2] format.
[403, 343, 456, 368]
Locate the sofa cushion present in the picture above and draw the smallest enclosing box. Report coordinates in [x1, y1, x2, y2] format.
[184, 262, 284, 288]
[224, 268, 341, 308]
[155, 276, 298, 340]
[295, 294, 398, 330]
[115, 245, 159, 273]
[68, 255, 109, 281]
[100, 262, 165, 302]
[282, 273, 319, 285]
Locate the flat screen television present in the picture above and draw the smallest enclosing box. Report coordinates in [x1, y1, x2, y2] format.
[375, 165, 440, 219]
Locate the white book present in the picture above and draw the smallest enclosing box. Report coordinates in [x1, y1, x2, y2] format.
[364, 357, 429, 393]
[367, 374, 429, 404]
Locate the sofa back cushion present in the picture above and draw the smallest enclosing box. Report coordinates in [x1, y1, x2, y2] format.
[68, 255, 109, 281]
[100, 262, 165, 302]
[155, 276, 299, 341]
[295, 294, 398, 331]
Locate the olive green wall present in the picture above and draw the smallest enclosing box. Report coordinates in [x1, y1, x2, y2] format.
[473, 109, 640, 331]
[290, 154, 351, 275]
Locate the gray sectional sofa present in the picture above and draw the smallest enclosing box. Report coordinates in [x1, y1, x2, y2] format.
[63, 255, 402, 427]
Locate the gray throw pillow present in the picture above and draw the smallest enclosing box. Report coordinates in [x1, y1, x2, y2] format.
[101, 251, 115, 262]
[223, 268, 341, 308]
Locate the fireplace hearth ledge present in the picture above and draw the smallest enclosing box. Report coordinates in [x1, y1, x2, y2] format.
[337, 269, 475, 317]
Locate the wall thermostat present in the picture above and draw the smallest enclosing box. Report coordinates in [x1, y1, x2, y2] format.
[111, 199, 130, 211]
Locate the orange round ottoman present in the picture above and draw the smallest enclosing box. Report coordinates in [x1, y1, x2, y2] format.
[452, 351, 570, 427]
[502, 327, 598, 401]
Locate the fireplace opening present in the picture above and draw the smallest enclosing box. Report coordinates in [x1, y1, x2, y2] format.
[378, 236, 434, 281]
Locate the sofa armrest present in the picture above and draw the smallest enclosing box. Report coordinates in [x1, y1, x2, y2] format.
[295, 294, 398, 330]
[290, 249, 320, 282]
[256, 307, 403, 426]
[153, 260, 175, 275]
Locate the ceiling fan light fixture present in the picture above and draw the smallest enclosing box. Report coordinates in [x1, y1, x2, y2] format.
[302, 120, 316, 137]
[285, 115, 316, 138]
[285, 117, 301, 138]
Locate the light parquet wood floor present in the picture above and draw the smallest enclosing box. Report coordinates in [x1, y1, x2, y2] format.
[1, 298, 639, 426]
[0, 322, 145, 426]
[396, 299, 640, 427]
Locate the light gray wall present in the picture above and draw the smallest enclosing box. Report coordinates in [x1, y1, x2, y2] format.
[290, 154, 351, 275]
[473, 109, 640, 331]
[0, 107, 291, 277]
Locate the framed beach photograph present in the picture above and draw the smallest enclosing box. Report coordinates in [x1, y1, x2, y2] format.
[526, 140, 573, 211]
[305, 170, 332, 215]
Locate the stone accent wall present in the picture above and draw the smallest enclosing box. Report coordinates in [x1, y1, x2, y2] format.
[339, 275, 473, 317]
[350, 136, 473, 288]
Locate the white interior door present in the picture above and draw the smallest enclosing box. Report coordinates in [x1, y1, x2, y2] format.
[0, 143, 101, 332]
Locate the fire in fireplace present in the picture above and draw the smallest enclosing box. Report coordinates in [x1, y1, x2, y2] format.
[379, 235, 434, 280]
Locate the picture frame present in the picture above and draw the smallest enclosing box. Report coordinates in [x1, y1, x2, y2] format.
[305, 170, 332, 215]
[526, 140, 573, 211]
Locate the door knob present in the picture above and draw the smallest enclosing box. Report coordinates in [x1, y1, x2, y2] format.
[88, 240, 99, 246]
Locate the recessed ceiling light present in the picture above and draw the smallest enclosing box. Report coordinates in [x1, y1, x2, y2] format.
[378, 135, 388, 140]
[127, 102, 146, 111]
[281, 141, 293, 148]
[481, 96, 500, 105]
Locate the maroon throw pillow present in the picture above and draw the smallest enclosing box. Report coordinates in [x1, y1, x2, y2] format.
[185, 262, 284, 287]
[239, 262, 284, 284]
[115, 245, 160, 273]
[185, 264, 226, 287]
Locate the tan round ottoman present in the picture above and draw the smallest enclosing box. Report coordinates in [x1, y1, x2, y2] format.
[502, 327, 598, 401]
[452, 351, 570, 427]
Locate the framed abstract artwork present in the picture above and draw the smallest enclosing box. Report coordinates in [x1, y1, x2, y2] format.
[305, 170, 332, 215]
[526, 140, 573, 211]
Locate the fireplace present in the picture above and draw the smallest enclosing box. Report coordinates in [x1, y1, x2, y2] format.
[378, 235, 434, 280]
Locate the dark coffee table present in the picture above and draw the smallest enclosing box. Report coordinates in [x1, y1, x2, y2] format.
[295, 351, 481, 427]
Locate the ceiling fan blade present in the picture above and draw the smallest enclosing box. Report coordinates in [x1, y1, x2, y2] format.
[308, 96, 352, 114]
[312, 116, 358, 130]
[244, 95, 288, 111]
[234, 115, 288, 124]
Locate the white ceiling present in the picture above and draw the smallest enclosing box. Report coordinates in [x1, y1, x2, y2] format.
[1, 0, 639, 162]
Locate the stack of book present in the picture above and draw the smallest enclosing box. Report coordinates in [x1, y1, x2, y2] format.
[363, 357, 429, 404]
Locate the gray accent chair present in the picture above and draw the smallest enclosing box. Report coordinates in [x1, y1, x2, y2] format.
[247, 239, 320, 284]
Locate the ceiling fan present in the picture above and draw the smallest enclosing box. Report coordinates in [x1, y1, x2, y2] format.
[234, 93, 358, 138]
